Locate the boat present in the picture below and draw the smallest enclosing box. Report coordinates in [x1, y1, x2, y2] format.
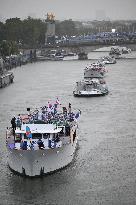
[0, 57, 14, 88]
[84, 62, 107, 78]
[6, 101, 81, 177]
[73, 78, 109, 97]
[0, 72, 14, 88]
[67, 52, 76, 56]
[78, 52, 88, 60]
[121, 47, 131, 54]
[37, 50, 64, 61]
[100, 56, 116, 64]
[109, 47, 121, 59]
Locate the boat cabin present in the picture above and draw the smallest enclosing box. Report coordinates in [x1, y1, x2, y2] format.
[6, 123, 73, 151]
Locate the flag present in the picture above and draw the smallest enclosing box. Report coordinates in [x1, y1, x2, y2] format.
[48, 102, 52, 112]
[54, 98, 61, 109]
[56, 98, 61, 105]
[26, 126, 32, 139]
[48, 102, 52, 108]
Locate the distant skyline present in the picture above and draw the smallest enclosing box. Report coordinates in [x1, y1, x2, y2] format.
[0, 0, 136, 21]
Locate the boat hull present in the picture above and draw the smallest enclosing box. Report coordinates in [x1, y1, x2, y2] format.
[7, 138, 78, 177]
[73, 93, 107, 97]
[102, 61, 116, 64]
[73, 90, 108, 97]
[0, 72, 14, 88]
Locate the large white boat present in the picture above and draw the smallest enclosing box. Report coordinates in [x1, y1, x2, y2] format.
[6, 101, 81, 177]
[73, 78, 108, 97]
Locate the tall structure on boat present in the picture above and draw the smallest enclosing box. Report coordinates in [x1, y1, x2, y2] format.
[45, 13, 55, 45]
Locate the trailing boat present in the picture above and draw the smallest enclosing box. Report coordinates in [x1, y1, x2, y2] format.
[109, 47, 121, 59]
[67, 52, 77, 56]
[121, 47, 131, 54]
[78, 52, 88, 60]
[100, 56, 116, 64]
[6, 100, 81, 177]
[84, 62, 107, 78]
[73, 78, 109, 97]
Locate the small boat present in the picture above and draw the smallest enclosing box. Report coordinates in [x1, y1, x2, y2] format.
[78, 52, 88, 60]
[6, 100, 81, 177]
[109, 47, 121, 59]
[37, 50, 64, 61]
[0, 58, 14, 88]
[73, 78, 108, 97]
[84, 62, 107, 78]
[121, 47, 131, 54]
[67, 52, 76, 56]
[100, 56, 116, 64]
[0, 72, 14, 88]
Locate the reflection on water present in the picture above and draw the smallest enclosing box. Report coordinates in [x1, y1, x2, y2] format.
[0, 52, 136, 205]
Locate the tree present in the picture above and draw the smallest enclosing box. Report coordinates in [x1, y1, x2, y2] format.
[56, 19, 76, 36]
[22, 17, 46, 48]
[5, 18, 23, 42]
[0, 40, 18, 57]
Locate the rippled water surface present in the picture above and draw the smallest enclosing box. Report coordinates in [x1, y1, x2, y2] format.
[0, 52, 136, 205]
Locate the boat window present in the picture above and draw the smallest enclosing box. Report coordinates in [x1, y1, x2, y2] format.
[24, 134, 27, 139]
[43, 133, 50, 139]
[65, 126, 70, 136]
[59, 127, 65, 136]
[15, 134, 22, 142]
[32, 133, 42, 139]
[73, 130, 76, 142]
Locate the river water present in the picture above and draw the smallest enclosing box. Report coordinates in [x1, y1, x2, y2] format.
[0, 51, 136, 205]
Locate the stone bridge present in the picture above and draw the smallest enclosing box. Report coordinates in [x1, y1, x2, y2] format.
[44, 43, 136, 53]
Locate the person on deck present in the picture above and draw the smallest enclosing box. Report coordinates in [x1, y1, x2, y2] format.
[11, 117, 16, 135]
[37, 139, 44, 149]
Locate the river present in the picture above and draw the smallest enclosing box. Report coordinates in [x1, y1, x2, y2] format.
[0, 51, 136, 205]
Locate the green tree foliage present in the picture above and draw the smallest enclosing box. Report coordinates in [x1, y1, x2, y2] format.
[22, 17, 46, 48]
[0, 40, 18, 57]
[5, 18, 23, 42]
[0, 17, 47, 50]
[56, 19, 76, 36]
[0, 21, 5, 42]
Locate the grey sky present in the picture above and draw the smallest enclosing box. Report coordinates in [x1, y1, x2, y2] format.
[0, 0, 136, 21]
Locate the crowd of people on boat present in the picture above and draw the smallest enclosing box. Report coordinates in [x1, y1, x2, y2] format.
[19, 133, 62, 150]
[7, 100, 81, 150]
[10, 100, 81, 131]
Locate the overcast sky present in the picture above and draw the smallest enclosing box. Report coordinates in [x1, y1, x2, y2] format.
[0, 0, 136, 21]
